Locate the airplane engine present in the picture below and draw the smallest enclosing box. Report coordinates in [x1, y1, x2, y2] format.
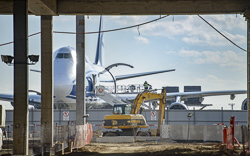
[241, 98, 247, 110]
[168, 102, 189, 110]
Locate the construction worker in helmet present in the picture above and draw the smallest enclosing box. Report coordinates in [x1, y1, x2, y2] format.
[144, 81, 149, 90]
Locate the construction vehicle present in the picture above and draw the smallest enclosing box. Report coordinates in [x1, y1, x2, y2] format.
[103, 88, 166, 136]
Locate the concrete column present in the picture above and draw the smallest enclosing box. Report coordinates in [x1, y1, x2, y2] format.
[13, 0, 29, 155]
[41, 15, 54, 147]
[76, 16, 86, 125]
[247, 17, 250, 148]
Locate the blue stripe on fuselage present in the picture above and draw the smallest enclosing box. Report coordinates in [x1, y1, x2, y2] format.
[69, 76, 94, 97]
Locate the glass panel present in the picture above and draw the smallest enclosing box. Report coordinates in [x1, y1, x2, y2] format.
[56, 53, 63, 58]
[124, 105, 131, 114]
[113, 106, 123, 114]
[64, 53, 72, 58]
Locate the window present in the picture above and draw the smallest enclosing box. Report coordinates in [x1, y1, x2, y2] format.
[124, 105, 131, 114]
[64, 53, 72, 58]
[113, 106, 123, 114]
[56, 53, 72, 59]
[56, 53, 63, 58]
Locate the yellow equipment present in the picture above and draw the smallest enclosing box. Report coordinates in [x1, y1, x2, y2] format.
[103, 88, 166, 136]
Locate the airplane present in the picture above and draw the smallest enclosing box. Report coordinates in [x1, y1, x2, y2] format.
[0, 16, 176, 109]
[0, 16, 247, 110]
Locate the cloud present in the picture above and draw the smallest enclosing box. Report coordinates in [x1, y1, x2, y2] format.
[194, 74, 246, 90]
[108, 15, 246, 47]
[182, 30, 246, 47]
[134, 36, 149, 44]
[178, 49, 246, 70]
[165, 51, 177, 54]
[179, 49, 201, 57]
[201, 14, 246, 31]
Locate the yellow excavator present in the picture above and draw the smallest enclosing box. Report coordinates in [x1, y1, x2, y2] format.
[103, 88, 166, 136]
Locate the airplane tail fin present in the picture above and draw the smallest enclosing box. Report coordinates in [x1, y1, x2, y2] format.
[94, 16, 105, 66]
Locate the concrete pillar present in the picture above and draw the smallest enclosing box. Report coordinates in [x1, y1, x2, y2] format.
[41, 15, 54, 148]
[13, 0, 29, 155]
[247, 17, 250, 148]
[76, 16, 86, 125]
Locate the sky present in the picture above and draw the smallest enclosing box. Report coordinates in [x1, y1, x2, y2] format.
[0, 14, 247, 110]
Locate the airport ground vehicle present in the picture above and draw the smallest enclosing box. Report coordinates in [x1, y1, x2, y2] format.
[103, 89, 166, 136]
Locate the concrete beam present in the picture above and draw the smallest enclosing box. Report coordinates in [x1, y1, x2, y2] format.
[58, 0, 250, 15]
[0, 0, 249, 15]
[76, 16, 86, 125]
[0, 0, 13, 14]
[28, 0, 57, 15]
[244, 7, 250, 19]
[41, 15, 54, 147]
[13, 0, 29, 155]
[0, 0, 57, 15]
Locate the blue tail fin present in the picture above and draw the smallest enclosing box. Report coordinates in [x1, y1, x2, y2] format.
[94, 16, 105, 66]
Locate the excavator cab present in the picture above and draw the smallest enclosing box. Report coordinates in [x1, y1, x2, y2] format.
[103, 103, 148, 133]
[113, 104, 131, 115]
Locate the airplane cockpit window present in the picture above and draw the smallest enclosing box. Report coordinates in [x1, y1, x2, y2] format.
[56, 53, 64, 58]
[64, 53, 72, 58]
[56, 53, 72, 59]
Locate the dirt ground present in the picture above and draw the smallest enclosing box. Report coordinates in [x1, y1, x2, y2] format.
[0, 141, 245, 155]
[64, 142, 244, 156]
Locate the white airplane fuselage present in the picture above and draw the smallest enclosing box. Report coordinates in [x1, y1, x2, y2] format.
[53, 47, 112, 109]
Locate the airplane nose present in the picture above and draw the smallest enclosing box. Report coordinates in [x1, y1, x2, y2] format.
[54, 74, 73, 101]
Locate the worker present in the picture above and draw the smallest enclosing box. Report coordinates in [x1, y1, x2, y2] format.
[144, 81, 149, 90]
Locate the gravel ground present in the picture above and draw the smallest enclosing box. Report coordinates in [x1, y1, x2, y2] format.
[0, 141, 245, 155]
[64, 142, 244, 156]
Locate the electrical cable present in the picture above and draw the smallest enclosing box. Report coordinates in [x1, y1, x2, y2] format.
[198, 14, 247, 52]
[54, 15, 168, 34]
[0, 32, 41, 47]
[0, 15, 168, 47]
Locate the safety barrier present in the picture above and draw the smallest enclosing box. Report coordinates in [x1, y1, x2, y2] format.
[73, 123, 93, 149]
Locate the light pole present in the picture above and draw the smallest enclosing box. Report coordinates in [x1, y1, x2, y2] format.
[228, 103, 235, 110]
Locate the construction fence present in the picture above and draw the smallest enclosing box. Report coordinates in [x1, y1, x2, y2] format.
[4, 108, 247, 139]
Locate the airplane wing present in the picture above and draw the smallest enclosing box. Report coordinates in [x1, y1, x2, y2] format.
[0, 94, 14, 102]
[166, 90, 247, 102]
[114, 69, 175, 81]
[0, 93, 41, 108]
[116, 90, 247, 102]
[30, 69, 41, 73]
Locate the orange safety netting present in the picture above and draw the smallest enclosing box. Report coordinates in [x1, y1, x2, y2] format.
[73, 123, 93, 149]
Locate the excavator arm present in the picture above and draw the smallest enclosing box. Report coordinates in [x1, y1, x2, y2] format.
[130, 90, 162, 114]
[130, 88, 167, 134]
[158, 89, 166, 134]
[130, 89, 167, 133]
